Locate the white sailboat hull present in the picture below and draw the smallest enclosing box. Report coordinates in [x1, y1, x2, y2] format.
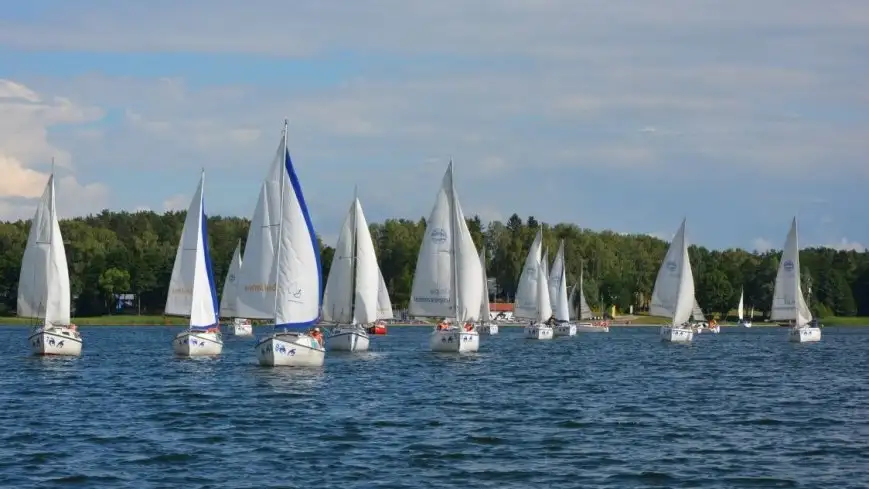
[256, 332, 325, 366]
[173, 331, 223, 356]
[228, 323, 253, 336]
[328, 326, 370, 352]
[28, 327, 82, 356]
[739, 320, 752, 328]
[575, 322, 609, 333]
[660, 325, 694, 343]
[478, 323, 498, 335]
[553, 323, 576, 337]
[524, 324, 554, 340]
[430, 329, 479, 352]
[789, 326, 821, 343]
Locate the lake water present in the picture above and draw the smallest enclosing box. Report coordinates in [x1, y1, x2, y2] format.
[0, 325, 867, 488]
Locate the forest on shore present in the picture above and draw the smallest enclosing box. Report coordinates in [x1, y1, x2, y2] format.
[0, 211, 867, 319]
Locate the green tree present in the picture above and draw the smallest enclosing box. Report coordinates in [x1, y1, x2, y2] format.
[98, 267, 131, 314]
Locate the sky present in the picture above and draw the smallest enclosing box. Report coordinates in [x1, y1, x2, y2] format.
[0, 0, 867, 251]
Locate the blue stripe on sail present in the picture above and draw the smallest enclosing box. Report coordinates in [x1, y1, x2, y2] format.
[275, 146, 322, 331]
[200, 206, 219, 326]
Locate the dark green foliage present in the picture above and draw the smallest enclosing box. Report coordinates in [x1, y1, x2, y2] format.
[0, 211, 866, 318]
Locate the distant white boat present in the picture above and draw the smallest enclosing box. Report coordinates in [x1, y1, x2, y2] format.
[166, 170, 223, 356]
[220, 241, 253, 336]
[650, 219, 695, 343]
[736, 289, 752, 327]
[527, 261, 555, 340]
[477, 246, 498, 335]
[514, 230, 553, 339]
[323, 191, 392, 352]
[572, 270, 609, 333]
[771, 218, 821, 343]
[237, 121, 325, 366]
[550, 240, 576, 337]
[408, 161, 482, 353]
[20, 170, 82, 356]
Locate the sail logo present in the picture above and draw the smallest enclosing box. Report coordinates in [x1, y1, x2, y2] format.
[783, 260, 794, 272]
[227, 273, 236, 283]
[430, 228, 448, 244]
[665, 261, 677, 272]
[171, 286, 194, 295]
[245, 283, 277, 292]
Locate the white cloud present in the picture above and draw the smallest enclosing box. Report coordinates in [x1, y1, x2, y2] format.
[751, 238, 775, 253]
[0, 79, 110, 221]
[0, 1, 867, 248]
[824, 238, 867, 252]
[162, 194, 189, 211]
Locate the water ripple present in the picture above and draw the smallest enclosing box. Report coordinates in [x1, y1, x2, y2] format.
[0, 325, 867, 488]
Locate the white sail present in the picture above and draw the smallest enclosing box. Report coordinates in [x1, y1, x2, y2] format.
[235, 137, 284, 320]
[236, 124, 322, 327]
[17, 174, 71, 326]
[321, 199, 356, 324]
[513, 229, 543, 319]
[535, 263, 553, 323]
[164, 171, 219, 328]
[552, 241, 570, 321]
[691, 299, 705, 322]
[577, 271, 593, 319]
[548, 243, 563, 310]
[479, 246, 490, 321]
[770, 218, 812, 326]
[649, 219, 695, 325]
[542, 249, 550, 307]
[737, 289, 744, 320]
[376, 269, 394, 319]
[322, 196, 381, 324]
[219, 240, 243, 318]
[408, 162, 482, 321]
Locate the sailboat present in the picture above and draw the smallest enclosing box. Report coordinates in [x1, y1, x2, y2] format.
[771, 217, 821, 343]
[691, 300, 719, 334]
[514, 229, 553, 339]
[477, 246, 498, 335]
[369, 269, 392, 335]
[323, 192, 391, 351]
[737, 289, 751, 327]
[238, 121, 324, 367]
[220, 241, 253, 336]
[573, 269, 610, 332]
[549, 240, 576, 337]
[166, 171, 223, 356]
[408, 161, 483, 353]
[529, 263, 555, 339]
[20, 170, 81, 356]
[650, 219, 696, 343]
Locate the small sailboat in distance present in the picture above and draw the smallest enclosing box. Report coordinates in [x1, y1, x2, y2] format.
[408, 161, 483, 353]
[238, 121, 325, 367]
[550, 240, 576, 337]
[220, 241, 253, 336]
[650, 218, 695, 343]
[166, 170, 223, 356]
[737, 289, 751, 327]
[771, 217, 821, 343]
[323, 190, 389, 352]
[20, 167, 82, 356]
[477, 246, 498, 335]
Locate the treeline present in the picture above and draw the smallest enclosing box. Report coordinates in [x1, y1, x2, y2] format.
[0, 211, 867, 318]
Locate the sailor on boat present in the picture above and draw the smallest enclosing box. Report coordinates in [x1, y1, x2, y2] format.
[310, 327, 324, 347]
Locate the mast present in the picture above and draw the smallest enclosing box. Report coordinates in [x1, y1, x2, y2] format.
[349, 185, 359, 323]
[448, 160, 460, 322]
[44, 158, 56, 324]
[271, 120, 288, 327]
